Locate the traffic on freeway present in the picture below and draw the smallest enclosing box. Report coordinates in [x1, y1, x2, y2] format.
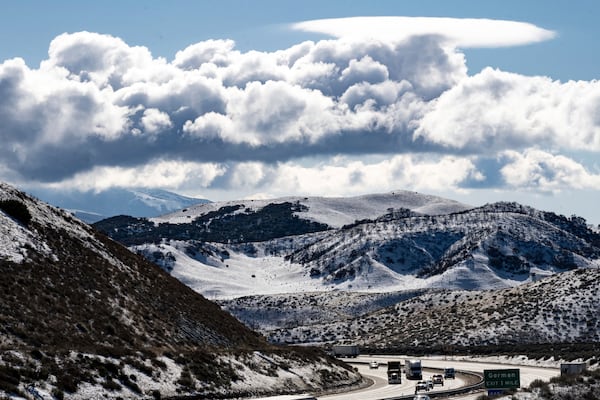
[255, 355, 560, 400]
[321, 357, 468, 400]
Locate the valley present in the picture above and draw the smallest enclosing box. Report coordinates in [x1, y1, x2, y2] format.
[2, 183, 599, 399]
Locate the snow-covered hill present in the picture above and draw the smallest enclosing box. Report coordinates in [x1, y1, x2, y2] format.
[125, 200, 600, 299]
[234, 267, 600, 349]
[0, 182, 360, 399]
[152, 190, 471, 227]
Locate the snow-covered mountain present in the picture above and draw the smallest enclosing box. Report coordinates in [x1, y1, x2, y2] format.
[95, 192, 600, 299]
[0, 182, 360, 398]
[29, 186, 209, 223]
[152, 190, 471, 227]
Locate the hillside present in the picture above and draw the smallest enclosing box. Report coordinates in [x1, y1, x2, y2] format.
[222, 267, 600, 350]
[94, 190, 471, 246]
[0, 183, 361, 399]
[151, 190, 472, 228]
[100, 199, 600, 299]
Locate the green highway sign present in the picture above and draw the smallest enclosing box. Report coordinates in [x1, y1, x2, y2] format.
[484, 369, 520, 389]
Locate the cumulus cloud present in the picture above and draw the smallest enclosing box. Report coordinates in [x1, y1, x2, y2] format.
[500, 149, 600, 192]
[414, 68, 600, 152]
[1, 17, 600, 203]
[51, 160, 226, 192]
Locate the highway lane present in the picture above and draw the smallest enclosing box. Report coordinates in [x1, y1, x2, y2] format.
[252, 355, 560, 400]
[320, 357, 468, 400]
[319, 355, 560, 400]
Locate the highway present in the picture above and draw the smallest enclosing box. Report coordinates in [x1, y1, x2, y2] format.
[319, 355, 560, 400]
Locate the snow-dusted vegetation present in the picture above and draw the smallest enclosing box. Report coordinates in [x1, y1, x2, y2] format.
[0, 183, 362, 399]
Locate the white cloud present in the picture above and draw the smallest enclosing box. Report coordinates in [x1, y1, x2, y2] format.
[500, 149, 600, 192]
[2, 20, 600, 213]
[51, 160, 226, 192]
[414, 68, 600, 152]
[229, 155, 482, 198]
[292, 16, 555, 48]
[140, 108, 172, 135]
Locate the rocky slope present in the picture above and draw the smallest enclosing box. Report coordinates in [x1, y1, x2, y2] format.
[0, 182, 360, 399]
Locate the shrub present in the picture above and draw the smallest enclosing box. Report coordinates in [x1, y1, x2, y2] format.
[0, 199, 32, 226]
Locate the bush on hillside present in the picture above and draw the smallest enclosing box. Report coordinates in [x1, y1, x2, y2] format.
[0, 199, 32, 226]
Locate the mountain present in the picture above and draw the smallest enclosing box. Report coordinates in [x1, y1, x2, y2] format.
[28, 187, 210, 223]
[94, 193, 600, 298]
[226, 267, 600, 351]
[0, 183, 361, 399]
[151, 190, 472, 228]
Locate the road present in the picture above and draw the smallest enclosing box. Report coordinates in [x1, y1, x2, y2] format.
[318, 355, 560, 400]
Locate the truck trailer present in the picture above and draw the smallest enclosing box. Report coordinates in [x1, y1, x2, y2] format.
[331, 345, 359, 358]
[405, 359, 423, 380]
[387, 361, 402, 384]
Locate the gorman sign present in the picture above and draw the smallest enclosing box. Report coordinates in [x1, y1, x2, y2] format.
[484, 369, 520, 389]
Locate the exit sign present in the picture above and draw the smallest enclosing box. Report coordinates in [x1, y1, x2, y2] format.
[484, 369, 520, 389]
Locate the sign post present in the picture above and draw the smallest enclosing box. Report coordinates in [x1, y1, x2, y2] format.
[484, 368, 520, 390]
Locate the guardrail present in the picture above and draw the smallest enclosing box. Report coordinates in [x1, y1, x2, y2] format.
[385, 369, 484, 400]
[342, 361, 485, 400]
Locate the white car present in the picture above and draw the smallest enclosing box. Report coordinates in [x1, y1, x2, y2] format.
[414, 395, 431, 400]
[426, 379, 434, 389]
[415, 381, 429, 392]
[369, 361, 379, 369]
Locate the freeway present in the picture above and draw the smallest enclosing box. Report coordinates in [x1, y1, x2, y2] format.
[252, 355, 560, 400]
[318, 355, 560, 400]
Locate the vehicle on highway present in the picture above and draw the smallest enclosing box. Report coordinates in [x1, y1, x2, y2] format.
[413, 395, 431, 400]
[415, 381, 429, 392]
[444, 367, 455, 379]
[425, 379, 433, 389]
[405, 359, 423, 380]
[331, 344, 359, 358]
[369, 361, 379, 369]
[432, 374, 444, 386]
[387, 361, 402, 384]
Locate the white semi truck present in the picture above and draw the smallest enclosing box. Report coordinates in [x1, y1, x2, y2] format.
[405, 359, 423, 380]
[331, 345, 359, 357]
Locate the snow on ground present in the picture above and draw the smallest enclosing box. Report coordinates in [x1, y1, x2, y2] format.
[0, 211, 52, 263]
[151, 190, 472, 228]
[134, 240, 527, 300]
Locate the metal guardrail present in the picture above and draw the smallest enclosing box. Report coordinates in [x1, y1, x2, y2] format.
[384, 369, 485, 400]
[343, 361, 485, 400]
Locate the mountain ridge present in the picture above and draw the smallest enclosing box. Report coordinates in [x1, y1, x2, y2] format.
[94, 192, 600, 299]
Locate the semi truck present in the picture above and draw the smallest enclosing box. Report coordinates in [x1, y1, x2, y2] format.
[331, 345, 359, 358]
[387, 361, 402, 384]
[405, 359, 423, 380]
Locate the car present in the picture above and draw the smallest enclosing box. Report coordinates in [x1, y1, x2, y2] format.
[413, 395, 431, 400]
[426, 379, 434, 389]
[415, 381, 429, 392]
[369, 361, 379, 369]
[432, 374, 444, 386]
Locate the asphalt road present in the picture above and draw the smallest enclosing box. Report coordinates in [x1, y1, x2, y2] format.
[318, 355, 560, 400]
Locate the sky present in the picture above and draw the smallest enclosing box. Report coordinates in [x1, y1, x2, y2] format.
[1, 0, 600, 224]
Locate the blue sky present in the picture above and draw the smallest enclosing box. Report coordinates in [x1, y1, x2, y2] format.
[2, 0, 598, 81]
[1, 0, 600, 224]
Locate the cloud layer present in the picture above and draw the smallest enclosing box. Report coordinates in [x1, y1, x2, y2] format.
[1, 17, 599, 205]
[292, 16, 556, 48]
